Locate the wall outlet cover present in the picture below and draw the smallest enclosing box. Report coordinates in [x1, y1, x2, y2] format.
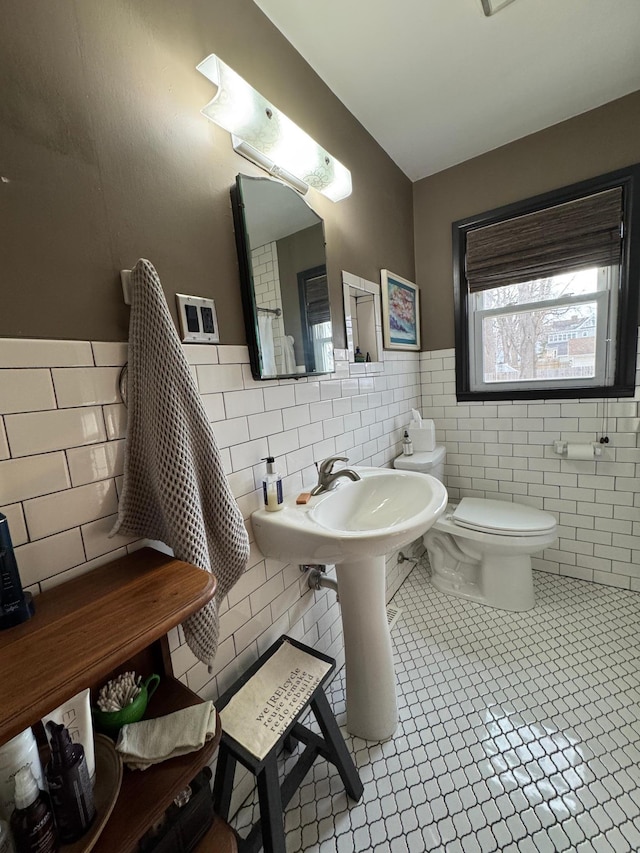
[175, 294, 220, 344]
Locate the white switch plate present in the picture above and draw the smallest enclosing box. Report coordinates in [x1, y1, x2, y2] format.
[175, 293, 220, 343]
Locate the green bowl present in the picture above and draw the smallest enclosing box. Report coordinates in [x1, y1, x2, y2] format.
[93, 673, 160, 736]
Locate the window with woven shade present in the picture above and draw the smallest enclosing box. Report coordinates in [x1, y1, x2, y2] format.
[453, 165, 640, 401]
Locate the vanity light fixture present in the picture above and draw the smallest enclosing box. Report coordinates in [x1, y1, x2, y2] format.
[230, 136, 309, 196]
[196, 54, 352, 202]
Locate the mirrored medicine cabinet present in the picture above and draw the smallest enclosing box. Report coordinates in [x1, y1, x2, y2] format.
[231, 174, 335, 381]
[342, 271, 383, 367]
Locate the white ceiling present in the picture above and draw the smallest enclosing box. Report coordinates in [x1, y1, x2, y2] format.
[253, 0, 640, 181]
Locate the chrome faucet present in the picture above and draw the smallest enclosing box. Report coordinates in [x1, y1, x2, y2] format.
[310, 456, 361, 496]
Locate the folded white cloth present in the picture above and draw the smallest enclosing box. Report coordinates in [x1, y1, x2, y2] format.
[115, 702, 217, 771]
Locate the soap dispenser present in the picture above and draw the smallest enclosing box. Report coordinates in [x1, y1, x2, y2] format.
[261, 457, 283, 512]
[402, 431, 414, 456]
[45, 722, 95, 843]
[10, 767, 57, 853]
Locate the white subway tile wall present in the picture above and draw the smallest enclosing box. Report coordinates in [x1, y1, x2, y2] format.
[421, 342, 640, 591]
[5, 334, 639, 707]
[0, 338, 420, 705]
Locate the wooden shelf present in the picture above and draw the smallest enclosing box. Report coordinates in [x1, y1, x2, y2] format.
[0, 547, 235, 852]
[0, 548, 216, 743]
[92, 676, 222, 853]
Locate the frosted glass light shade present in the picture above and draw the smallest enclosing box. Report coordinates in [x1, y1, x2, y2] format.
[196, 54, 352, 202]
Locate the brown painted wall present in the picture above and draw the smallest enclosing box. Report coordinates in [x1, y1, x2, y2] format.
[414, 90, 640, 352]
[0, 0, 414, 344]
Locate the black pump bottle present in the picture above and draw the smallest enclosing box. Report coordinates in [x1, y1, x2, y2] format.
[0, 512, 35, 630]
[45, 722, 95, 843]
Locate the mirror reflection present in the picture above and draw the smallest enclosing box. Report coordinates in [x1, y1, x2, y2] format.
[231, 175, 334, 380]
[342, 271, 383, 366]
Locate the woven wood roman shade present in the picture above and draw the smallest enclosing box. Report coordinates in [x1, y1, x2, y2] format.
[465, 187, 623, 293]
[304, 274, 330, 325]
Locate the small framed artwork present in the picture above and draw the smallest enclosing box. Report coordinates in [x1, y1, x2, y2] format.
[380, 270, 421, 351]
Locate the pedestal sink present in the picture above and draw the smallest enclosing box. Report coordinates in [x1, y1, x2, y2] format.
[251, 467, 447, 741]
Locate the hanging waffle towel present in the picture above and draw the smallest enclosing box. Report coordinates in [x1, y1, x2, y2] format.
[115, 702, 217, 770]
[111, 259, 249, 666]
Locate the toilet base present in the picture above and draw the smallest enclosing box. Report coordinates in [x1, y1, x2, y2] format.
[431, 553, 535, 612]
[425, 528, 538, 612]
[481, 553, 535, 611]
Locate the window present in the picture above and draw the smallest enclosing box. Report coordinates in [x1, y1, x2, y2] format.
[453, 165, 640, 401]
[298, 266, 334, 373]
[470, 267, 616, 392]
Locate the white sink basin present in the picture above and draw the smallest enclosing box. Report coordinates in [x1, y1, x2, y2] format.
[252, 465, 447, 742]
[252, 467, 447, 565]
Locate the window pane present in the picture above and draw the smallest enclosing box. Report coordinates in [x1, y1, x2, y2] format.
[482, 300, 598, 383]
[478, 268, 600, 310]
[311, 320, 334, 373]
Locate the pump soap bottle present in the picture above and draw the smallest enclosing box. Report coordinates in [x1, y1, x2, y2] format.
[261, 457, 284, 512]
[9, 767, 57, 853]
[45, 723, 95, 844]
[0, 727, 45, 822]
[402, 431, 414, 456]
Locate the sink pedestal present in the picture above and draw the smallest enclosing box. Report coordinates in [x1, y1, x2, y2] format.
[336, 556, 398, 741]
[251, 467, 448, 743]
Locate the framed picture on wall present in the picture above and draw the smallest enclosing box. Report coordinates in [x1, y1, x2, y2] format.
[380, 270, 421, 351]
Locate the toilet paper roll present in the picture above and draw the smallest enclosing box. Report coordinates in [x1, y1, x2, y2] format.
[566, 443, 594, 460]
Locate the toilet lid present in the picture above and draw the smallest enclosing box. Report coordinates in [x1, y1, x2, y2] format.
[452, 498, 556, 535]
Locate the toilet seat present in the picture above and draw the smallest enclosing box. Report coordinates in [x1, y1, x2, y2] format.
[451, 498, 556, 537]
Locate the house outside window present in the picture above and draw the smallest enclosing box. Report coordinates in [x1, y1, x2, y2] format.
[471, 267, 614, 392]
[453, 165, 640, 402]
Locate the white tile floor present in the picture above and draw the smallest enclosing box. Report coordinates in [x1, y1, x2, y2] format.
[233, 565, 640, 852]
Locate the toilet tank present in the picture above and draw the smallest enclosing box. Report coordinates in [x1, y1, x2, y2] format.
[393, 445, 446, 483]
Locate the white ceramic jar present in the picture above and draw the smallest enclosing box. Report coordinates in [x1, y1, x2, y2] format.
[0, 729, 44, 821]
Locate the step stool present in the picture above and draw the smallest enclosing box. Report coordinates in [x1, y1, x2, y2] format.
[212, 635, 363, 853]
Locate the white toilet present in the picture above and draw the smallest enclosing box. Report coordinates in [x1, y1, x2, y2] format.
[394, 442, 557, 612]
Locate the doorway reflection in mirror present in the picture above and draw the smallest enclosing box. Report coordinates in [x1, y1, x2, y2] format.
[342, 271, 384, 367]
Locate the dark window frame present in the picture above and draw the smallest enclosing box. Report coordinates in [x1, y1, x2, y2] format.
[453, 164, 640, 402]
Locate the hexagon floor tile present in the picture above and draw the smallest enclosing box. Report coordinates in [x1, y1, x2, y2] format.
[231, 567, 640, 852]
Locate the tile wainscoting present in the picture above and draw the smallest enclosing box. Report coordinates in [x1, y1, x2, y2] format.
[3, 334, 640, 820]
[420, 344, 640, 591]
[0, 338, 421, 708]
[3, 335, 640, 691]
